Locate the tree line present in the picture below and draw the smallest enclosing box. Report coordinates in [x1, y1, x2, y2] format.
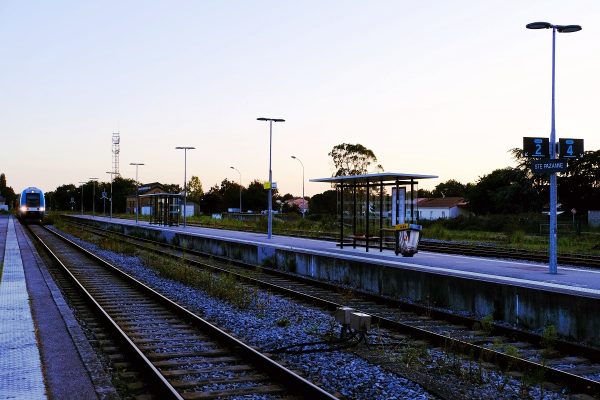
[6, 142, 599, 217]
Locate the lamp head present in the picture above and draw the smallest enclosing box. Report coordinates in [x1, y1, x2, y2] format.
[557, 25, 582, 33]
[291, 155, 296, 159]
[526, 21, 552, 29]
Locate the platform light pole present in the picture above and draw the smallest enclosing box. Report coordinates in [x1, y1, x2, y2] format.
[229, 166, 242, 214]
[130, 163, 144, 224]
[257, 117, 285, 239]
[79, 182, 86, 215]
[291, 155, 305, 218]
[89, 178, 98, 218]
[105, 171, 116, 219]
[175, 146, 195, 228]
[526, 21, 581, 274]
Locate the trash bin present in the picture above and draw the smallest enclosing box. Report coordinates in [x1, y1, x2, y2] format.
[394, 223, 422, 257]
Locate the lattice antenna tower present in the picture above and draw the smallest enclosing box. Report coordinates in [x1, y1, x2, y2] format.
[112, 132, 120, 176]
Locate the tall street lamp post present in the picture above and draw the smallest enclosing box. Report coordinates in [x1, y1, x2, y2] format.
[105, 171, 116, 219]
[230, 166, 242, 213]
[79, 181, 86, 215]
[291, 155, 306, 218]
[175, 146, 195, 228]
[257, 117, 285, 239]
[526, 21, 581, 274]
[130, 163, 145, 224]
[89, 178, 98, 218]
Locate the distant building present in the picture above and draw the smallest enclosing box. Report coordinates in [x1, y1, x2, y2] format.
[589, 211, 600, 228]
[286, 197, 309, 214]
[416, 197, 469, 220]
[0, 195, 7, 211]
[126, 182, 165, 214]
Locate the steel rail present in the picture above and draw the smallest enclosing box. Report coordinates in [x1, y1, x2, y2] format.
[63, 219, 600, 397]
[30, 224, 338, 400]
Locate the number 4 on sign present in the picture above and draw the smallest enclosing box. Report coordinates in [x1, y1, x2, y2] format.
[559, 138, 584, 159]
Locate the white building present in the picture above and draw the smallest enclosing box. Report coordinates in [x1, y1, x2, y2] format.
[416, 197, 469, 220]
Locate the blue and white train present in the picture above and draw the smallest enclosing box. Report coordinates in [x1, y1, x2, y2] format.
[17, 187, 45, 221]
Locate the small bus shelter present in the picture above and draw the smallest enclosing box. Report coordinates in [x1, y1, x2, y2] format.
[310, 172, 437, 253]
[139, 193, 181, 226]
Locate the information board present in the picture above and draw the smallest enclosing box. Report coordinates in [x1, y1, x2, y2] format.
[559, 138, 584, 158]
[532, 159, 567, 174]
[523, 137, 549, 157]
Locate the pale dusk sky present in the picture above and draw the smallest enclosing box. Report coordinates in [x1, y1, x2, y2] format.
[1, 1, 598, 196]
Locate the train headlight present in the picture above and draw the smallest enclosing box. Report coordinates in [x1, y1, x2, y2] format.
[39, 207, 45, 212]
[20, 206, 27, 212]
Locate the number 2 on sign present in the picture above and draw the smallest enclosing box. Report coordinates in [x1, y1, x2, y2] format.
[535, 143, 542, 155]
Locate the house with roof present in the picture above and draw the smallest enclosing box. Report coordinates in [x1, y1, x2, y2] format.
[126, 182, 164, 214]
[416, 197, 469, 220]
[285, 197, 309, 214]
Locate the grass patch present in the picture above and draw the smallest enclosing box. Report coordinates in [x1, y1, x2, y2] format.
[139, 252, 256, 309]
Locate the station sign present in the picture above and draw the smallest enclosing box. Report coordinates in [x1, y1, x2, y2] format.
[523, 137, 549, 158]
[532, 159, 568, 174]
[263, 181, 277, 190]
[558, 138, 584, 159]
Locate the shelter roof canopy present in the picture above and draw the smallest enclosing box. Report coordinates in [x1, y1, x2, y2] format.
[309, 172, 438, 184]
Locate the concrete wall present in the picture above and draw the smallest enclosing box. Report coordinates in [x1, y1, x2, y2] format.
[71, 216, 600, 346]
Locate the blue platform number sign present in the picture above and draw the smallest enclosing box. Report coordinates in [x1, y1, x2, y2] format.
[558, 138, 584, 159]
[523, 137, 549, 158]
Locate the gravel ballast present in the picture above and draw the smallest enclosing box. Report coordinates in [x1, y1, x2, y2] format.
[54, 228, 435, 400]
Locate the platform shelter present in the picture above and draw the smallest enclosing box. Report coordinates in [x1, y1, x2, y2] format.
[139, 193, 181, 226]
[310, 172, 437, 252]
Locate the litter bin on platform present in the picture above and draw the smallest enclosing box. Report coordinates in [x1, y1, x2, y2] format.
[394, 223, 422, 257]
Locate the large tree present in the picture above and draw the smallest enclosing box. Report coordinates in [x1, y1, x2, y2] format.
[467, 168, 541, 214]
[309, 189, 337, 216]
[186, 176, 204, 204]
[431, 179, 468, 198]
[0, 173, 16, 207]
[329, 143, 382, 177]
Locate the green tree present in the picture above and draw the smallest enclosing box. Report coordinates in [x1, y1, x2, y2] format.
[243, 180, 273, 212]
[200, 184, 224, 214]
[328, 143, 382, 177]
[309, 189, 337, 216]
[0, 173, 16, 208]
[186, 176, 204, 204]
[50, 184, 78, 211]
[557, 150, 600, 213]
[467, 168, 540, 214]
[109, 176, 136, 214]
[432, 179, 467, 198]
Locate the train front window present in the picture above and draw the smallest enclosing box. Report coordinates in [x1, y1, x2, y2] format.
[26, 193, 40, 207]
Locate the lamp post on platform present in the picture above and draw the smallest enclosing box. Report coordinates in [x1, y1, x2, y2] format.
[89, 178, 98, 218]
[526, 21, 581, 274]
[130, 163, 144, 224]
[79, 181, 86, 215]
[175, 146, 195, 228]
[291, 155, 305, 218]
[257, 117, 285, 239]
[105, 171, 116, 219]
[230, 166, 242, 213]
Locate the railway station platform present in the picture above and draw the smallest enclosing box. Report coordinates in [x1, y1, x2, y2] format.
[69, 215, 600, 346]
[0, 215, 47, 399]
[0, 215, 115, 400]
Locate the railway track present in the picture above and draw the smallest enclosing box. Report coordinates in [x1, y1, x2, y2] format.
[61, 220, 600, 398]
[28, 224, 336, 400]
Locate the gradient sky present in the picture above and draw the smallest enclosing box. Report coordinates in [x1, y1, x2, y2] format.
[2, 1, 599, 196]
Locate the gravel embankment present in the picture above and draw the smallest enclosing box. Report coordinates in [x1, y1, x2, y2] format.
[54, 228, 435, 400]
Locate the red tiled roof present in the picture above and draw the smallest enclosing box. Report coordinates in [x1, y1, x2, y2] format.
[417, 197, 467, 208]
